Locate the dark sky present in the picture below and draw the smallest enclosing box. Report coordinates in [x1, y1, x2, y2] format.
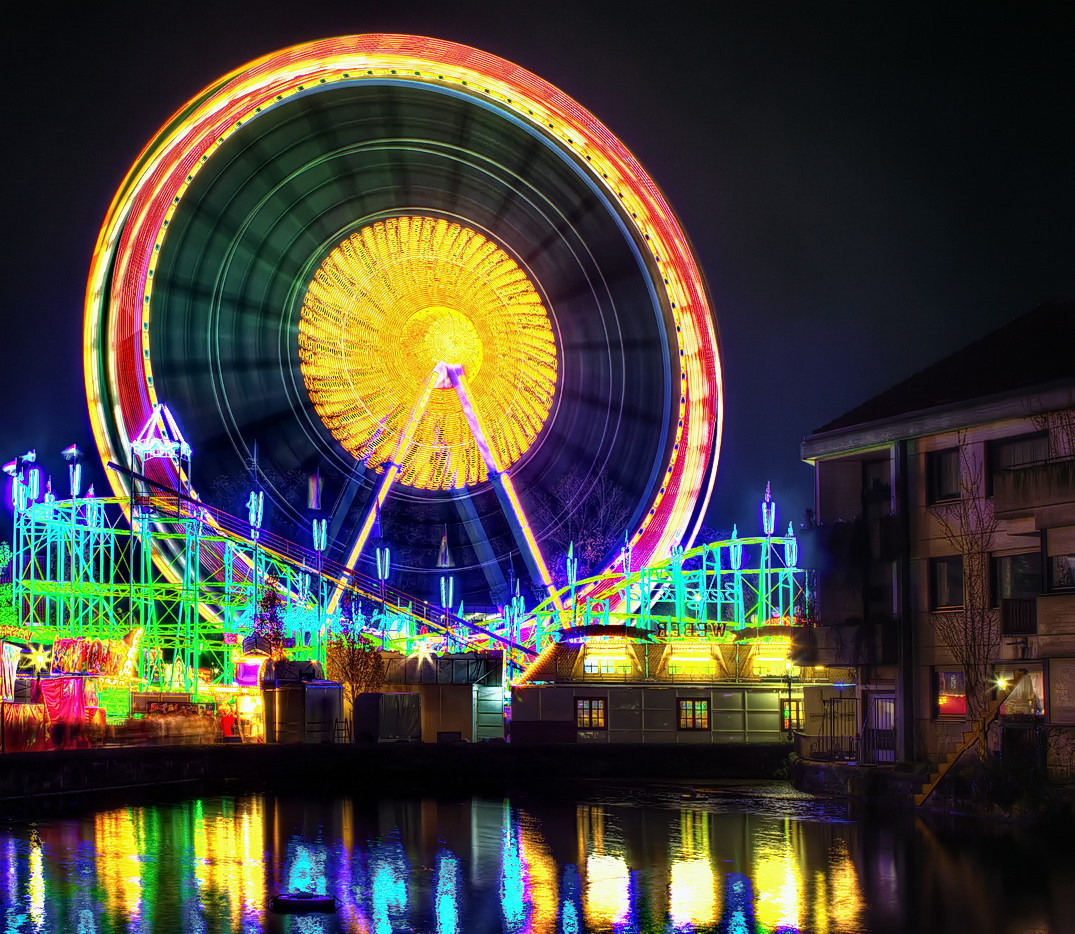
[3, 1, 1074, 537]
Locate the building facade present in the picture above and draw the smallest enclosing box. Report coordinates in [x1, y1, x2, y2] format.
[801, 302, 1075, 769]
[507, 637, 849, 744]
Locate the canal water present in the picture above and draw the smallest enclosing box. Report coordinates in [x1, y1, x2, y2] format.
[0, 781, 1067, 933]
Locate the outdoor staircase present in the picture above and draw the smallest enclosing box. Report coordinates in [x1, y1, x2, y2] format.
[914, 669, 1026, 807]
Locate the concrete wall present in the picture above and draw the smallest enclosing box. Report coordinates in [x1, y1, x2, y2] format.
[383, 685, 479, 741]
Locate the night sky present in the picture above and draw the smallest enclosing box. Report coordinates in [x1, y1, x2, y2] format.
[4, 2, 1074, 539]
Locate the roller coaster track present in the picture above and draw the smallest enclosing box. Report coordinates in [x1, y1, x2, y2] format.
[108, 463, 536, 657]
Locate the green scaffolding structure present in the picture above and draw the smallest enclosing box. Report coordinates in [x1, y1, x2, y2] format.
[9, 486, 510, 694]
[525, 486, 813, 653]
[12, 493, 323, 691]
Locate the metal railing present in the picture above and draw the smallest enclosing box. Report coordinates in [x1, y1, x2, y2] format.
[800, 696, 857, 761]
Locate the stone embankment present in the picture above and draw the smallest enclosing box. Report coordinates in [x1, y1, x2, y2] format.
[0, 742, 792, 806]
[788, 754, 923, 805]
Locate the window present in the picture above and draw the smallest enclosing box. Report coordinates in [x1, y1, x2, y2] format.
[990, 432, 1049, 471]
[936, 670, 967, 718]
[993, 552, 1043, 603]
[677, 698, 709, 730]
[1050, 554, 1075, 591]
[988, 432, 1049, 494]
[930, 556, 964, 610]
[993, 552, 1041, 634]
[927, 448, 961, 504]
[782, 699, 804, 732]
[582, 647, 628, 676]
[995, 664, 1045, 717]
[576, 697, 606, 729]
[583, 656, 618, 675]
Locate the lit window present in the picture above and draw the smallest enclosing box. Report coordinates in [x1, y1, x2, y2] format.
[936, 670, 966, 718]
[782, 699, 803, 731]
[576, 697, 606, 729]
[677, 699, 709, 730]
[669, 654, 712, 677]
[996, 665, 1045, 717]
[583, 656, 618, 675]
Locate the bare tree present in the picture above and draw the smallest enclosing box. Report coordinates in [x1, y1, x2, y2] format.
[326, 620, 386, 717]
[1032, 408, 1075, 458]
[928, 432, 999, 721]
[532, 467, 633, 587]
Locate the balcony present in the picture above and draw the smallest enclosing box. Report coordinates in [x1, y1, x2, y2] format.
[1000, 598, 1037, 635]
[994, 459, 1075, 519]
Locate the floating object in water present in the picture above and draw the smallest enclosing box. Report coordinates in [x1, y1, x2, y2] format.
[269, 891, 338, 913]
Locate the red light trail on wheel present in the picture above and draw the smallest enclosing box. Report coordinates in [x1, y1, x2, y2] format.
[85, 34, 723, 587]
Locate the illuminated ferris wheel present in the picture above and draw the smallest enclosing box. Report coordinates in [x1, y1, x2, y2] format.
[84, 35, 723, 609]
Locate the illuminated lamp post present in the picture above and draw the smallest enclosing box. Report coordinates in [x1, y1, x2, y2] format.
[7, 451, 40, 512]
[504, 579, 525, 670]
[247, 490, 264, 612]
[566, 541, 579, 635]
[440, 573, 454, 647]
[312, 517, 327, 652]
[61, 444, 83, 498]
[376, 541, 391, 648]
[7, 452, 37, 600]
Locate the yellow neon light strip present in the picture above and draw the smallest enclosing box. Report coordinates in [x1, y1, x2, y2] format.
[298, 217, 557, 490]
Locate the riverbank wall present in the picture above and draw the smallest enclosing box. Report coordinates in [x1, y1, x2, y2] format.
[0, 742, 792, 806]
[789, 753, 1075, 825]
[788, 754, 923, 805]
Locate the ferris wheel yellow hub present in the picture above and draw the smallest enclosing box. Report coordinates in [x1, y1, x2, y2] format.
[403, 305, 485, 381]
[298, 215, 558, 490]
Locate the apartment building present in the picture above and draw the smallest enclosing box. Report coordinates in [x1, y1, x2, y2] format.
[800, 301, 1075, 766]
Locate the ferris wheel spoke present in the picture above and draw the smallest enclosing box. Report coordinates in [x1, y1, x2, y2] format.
[326, 367, 442, 615]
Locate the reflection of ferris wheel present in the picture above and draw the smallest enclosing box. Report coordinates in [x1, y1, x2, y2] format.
[84, 35, 723, 609]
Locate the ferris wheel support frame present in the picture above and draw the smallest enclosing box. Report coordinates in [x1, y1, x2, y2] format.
[326, 368, 440, 615]
[445, 364, 561, 611]
[327, 362, 563, 615]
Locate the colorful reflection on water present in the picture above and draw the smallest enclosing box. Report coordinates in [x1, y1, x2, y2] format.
[0, 788, 1063, 932]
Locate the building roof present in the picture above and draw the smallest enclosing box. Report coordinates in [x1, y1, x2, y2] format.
[813, 301, 1075, 436]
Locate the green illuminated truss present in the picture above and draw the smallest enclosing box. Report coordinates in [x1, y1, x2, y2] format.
[527, 526, 812, 651]
[10, 491, 489, 693]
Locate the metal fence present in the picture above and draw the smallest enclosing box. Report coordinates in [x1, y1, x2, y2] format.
[798, 696, 858, 761]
